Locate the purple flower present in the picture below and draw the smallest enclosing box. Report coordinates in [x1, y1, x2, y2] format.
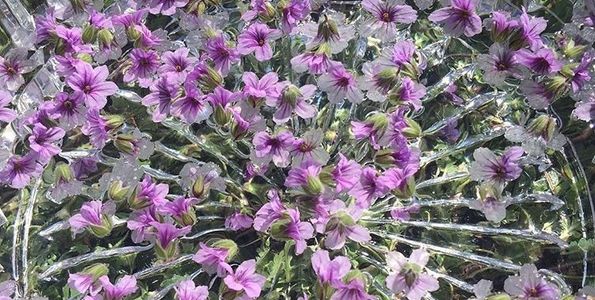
[428, 0, 482, 37]
[468, 184, 509, 223]
[72, 157, 98, 180]
[124, 49, 160, 88]
[351, 114, 389, 149]
[242, 71, 280, 102]
[281, 0, 311, 33]
[28, 124, 65, 162]
[55, 26, 92, 54]
[272, 208, 314, 254]
[331, 278, 375, 300]
[0, 153, 43, 189]
[127, 206, 159, 243]
[223, 259, 267, 298]
[148, 0, 188, 15]
[193, 243, 233, 277]
[291, 51, 334, 75]
[179, 162, 226, 197]
[34, 8, 57, 43]
[98, 275, 138, 300]
[142, 76, 179, 122]
[439, 119, 460, 144]
[267, 83, 317, 124]
[318, 62, 363, 104]
[311, 249, 351, 285]
[171, 86, 212, 124]
[131, 175, 169, 209]
[394, 77, 426, 111]
[381, 164, 419, 192]
[47, 92, 86, 129]
[286, 160, 324, 194]
[206, 35, 240, 76]
[159, 48, 195, 83]
[349, 167, 387, 208]
[477, 43, 522, 87]
[469, 147, 524, 186]
[0, 91, 16, 123]
[331, 154, 362, 193]
[253, 130, 295, 167]
[69, 200, 116, 236]
[360, 62, 397, 102]
[237, 23, 282, 61]
[486, 11, 518, 41]
[68, 63, 118, 109]
[361, 0, 417, 40]
[503, 264, 560, 300]
[324, 207, 371, 249]
[518, 8, 547, 49]
[571, 53, 593, 92]
[159, 197, 198, 226]
[68, 273, 102, 296]
[385, 249, 439, 300]
[516, 48, 562, 75]
[290, 129, 330, 166]
[301, 13, 354, 53]
[0, 48, 33, 92]
[0, 280, 15, 300]
[253, 190, 286, 232]
[174, 280, 208, 300]
[81, 110, 110, 148]
[150, 221, 191, 250]
[225, 212, 254, 231]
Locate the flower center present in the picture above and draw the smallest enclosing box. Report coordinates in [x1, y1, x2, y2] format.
[6, 66, 17, 75]
[258, 38, 266, 46]
[84, 85, 93, 93]
[337, 76, 350, 87]
[382, 11, 392, 22]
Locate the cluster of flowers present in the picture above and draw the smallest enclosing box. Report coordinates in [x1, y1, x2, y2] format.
[0, 0, 594, 298]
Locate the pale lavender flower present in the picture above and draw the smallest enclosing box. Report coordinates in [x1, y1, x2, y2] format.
[253, 190, 286, 232]
[574, 98, 595, 122]
[571, 53, 593, 92]
[291, 129, 329, 166]
[477, 43, 522, 87]
[331, 154, 362, 193]
[324, 206, 371, 249]
[252, 130, 295, 167]
[0, 153, 43, 189]
[72, 157, 98, 180]
[68, 63, 118, 109]
[98, 275, 138, 300]
[171, 86, 212, 124]
[300, 13, 354, 53]
[69, 200, 116, 235]
[0, 91, 16, 123]
[361, 0, 417, 40]
[391, 203, 420, 221]
[519, 80, 554, 110]
[55, 54, 84, 77]
[0, 280, 15, 300]
[503, 264, 560, 300]
[311, 249, 351, 285]
[68, 273, 102, 296]
[385, 249, 439, 300]
[28, 124, 65, 162]
[206, 34, 240, 75]
[267, 82, 317, 124]
[331, 278, 375, 300]
[516, 48, 562, 75]
[46, 92, 86, 129]
[472, 279, 493, 300]
[518, 8, 547, 49]
[468, 184, 509, 223]
[0, 48, 33, 92]
[349, 167, 387, 208]
[469, 147, 524, 186]
[428, 0, 482, 37]
[159, 48, 195, 83]
[193, 243, 233, 277]
[237, 23, 282, 61]
[318, 62, 363, 104]
[81, 110, 110, 148]
[35, 8, 57, 43]
[225, 212, 254, 231]
[223, 259, 267, 298]
[142, 76, 179, 122]
[179, 162, 226, 196]
[174, 280, 208, 300]
[127, 206, 159, 243]
[242, 0, 274, 22]
[124, 49, 160, 88]
[394, 77, 426, 111]
[148, 0, 188, 15]
[281, 0, 311, 33]
[359, 62, 397, 102]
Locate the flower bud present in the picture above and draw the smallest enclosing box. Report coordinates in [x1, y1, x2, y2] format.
[126, 26, 141, 41]
[105, 114, 125, 129]
[562, 39, 587, 59]
[281, 85, 302, 107]
[192, 175, 211, 199]
[374, 68, 400, 92]
[176, 208, 197, 227]
[114, 134, 137, 155]
[527, 115, 557, 142]
[544, 75, 569, 98]
[402, 118, 422, 138]
[343, 270, 366, 284]
[367, 113, 389, 133]
[270, 216, 292, 241]
[155, 240, 179, 261]
[486, 294, 512, 300]
[78, 53, 93, 64]
[214, 105, 231, 126]
[375, 149, 395, 166]
[319, 168, 335, 187]
[392, 176, 416, 199]
[317, 16, 340, 42]
[304, 175, 324, 195]
[54, 162, 75, 185]
[82, 25, 97, 44]
[88, 215, 113, 237]
[97, 29, 114, 48]
[108, 180, 131, 202]
[82, 263, 109, 280]
[199, 66, 223, 93]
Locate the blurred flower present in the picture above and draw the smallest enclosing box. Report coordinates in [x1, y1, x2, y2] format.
[0, 48, 34, 92]
[516, 48, 562, 75]
[193, 242, 233, 277]
[142, 76, 179, 122]
[127, 206, 159, 243]
[385, 249, 439, 300]
[390, 203, 420, 221]
[0, 91, 16, 124]
[151, 221, 191, 259]
[331, 154, 362, 193]
[174, 280, 208, 300]
[291, 129, 329, 166]
[253, 190, 286, 232]
[98, 275, 138, 300]
[503, 264, 559, 299]
[148, 0, 188, 15]
[311, 249, 351, 285]
[468, 183, 509, 223]
[281, 0, 311, 33]
[160, 197, 198, 226]
[225, 212, 254, 231]
[0, 153, 43, 189]
[349, 167, 387, 208]
[360, 0, 417, 41]
[324, 207, 371, 249]
[477, 43, 522, 87]
[428, 0, 482, 37]
[69, 200, 116, 237]
[469, 147, 524, 186]
[331, 278, 375, 300]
